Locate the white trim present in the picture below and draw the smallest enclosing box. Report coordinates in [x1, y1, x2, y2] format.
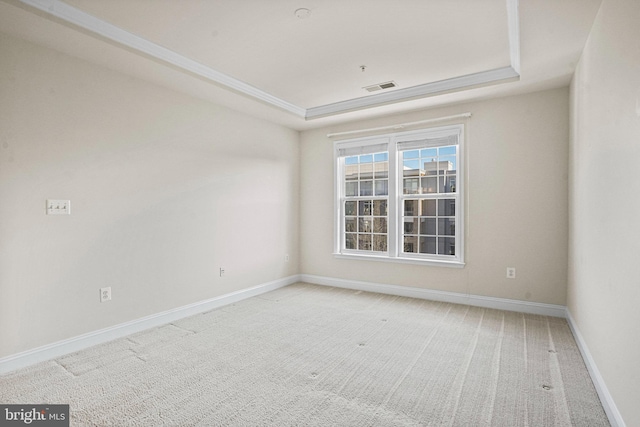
[300, 274, 567, 318]
[333, 253, 465, 268]
[307, 67, 519, 119]
[334, 125, 466, 265]
[18, 0, 306, 118]
[18, 0, 520, 120]
[506, 0, 521, 74]
[565, 310, 626, 427]
[0, 275, 300, 375]
[327, 113, 472, 139]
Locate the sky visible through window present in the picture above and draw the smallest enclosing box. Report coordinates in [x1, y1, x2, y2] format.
[345, 152, 388, 165]
[345, 147, 457, 171]
[402, 146, 457, 171]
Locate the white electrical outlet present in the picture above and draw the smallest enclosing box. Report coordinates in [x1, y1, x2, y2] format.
[285, 254, 290, 262]
[219, 268, 225, 277]
[506, 268, 516, 279]
[100, 287, 112, 302]
[46, 199, 71, 215]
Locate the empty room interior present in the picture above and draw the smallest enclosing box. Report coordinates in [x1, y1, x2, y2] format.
[0, 0, 638, 425]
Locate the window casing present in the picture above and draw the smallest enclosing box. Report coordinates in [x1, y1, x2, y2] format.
[335, 125, 464, 267]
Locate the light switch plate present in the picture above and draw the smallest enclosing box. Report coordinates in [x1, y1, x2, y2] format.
[47, 200, 70, 215]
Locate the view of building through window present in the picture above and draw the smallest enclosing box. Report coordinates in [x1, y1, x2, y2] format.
[344, 153, 388, 252]
[401, 146, 457, 256]
[336, 125, 463, 265]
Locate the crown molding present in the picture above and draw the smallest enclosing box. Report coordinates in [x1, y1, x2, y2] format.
[507, 0, 521, 74]
[305, 66, 519, 119]
[19, 0, 521, 121]
[18, 0, 307, 118]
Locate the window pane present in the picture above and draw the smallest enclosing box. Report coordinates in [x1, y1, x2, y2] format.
[438, 199, 456, 216]
[345, 164, 358, 180]
[360, 154, 373, 163]
[375, 180, 388, 196]
[404, 178, 419, 194]
[358, 234, 372, 250]
[404, 218, 419, 234]
[345, 181, 358, 197]
[404, 236, 418, 253]
[419, 236, 437, 254]
[360, 181, 373, 196]
[438, 218, 455, 236]
[345, 217, 357, 233]
[439, 146, 456, 156]
[359, 200, 372, 215]
[374, 217, 387, 233]
[403, 150, 419, 159]
[420, 218, 436, 235]
[404, 200, 419, 216]
[422, 199, 436, 216]
[443, 176, 456, 193]
[422, 160, 440, 175]
[345, 201, 356, 216]
[421, 176, 437, 193]
[440, 155, 456, 171]
[374, 162, 388, 178]
[359, 218, 372, 233]
[373, 200, 387, 216]
[345, 156, 358, 165]
[374, 152, 388, 162]
[438, 237, 456, 255]
[373, 235, 387, 252]
[345, 233, 357, 249]
[420, 148, 437, 158]
[403, 159, 420, 177]
[360, 163, 373, 179]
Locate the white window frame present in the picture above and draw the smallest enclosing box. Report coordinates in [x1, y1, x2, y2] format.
[334, 124, 465, 268]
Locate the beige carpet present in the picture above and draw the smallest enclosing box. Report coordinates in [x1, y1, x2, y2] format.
[0, 283, 609, 426]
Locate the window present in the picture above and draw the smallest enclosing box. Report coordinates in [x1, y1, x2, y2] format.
[335, 125, 464, 266]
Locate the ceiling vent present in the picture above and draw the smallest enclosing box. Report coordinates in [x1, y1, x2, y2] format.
[363, 81, 398, 92]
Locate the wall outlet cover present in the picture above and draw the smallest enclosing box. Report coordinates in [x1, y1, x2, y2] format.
[100, 287, 112, 302]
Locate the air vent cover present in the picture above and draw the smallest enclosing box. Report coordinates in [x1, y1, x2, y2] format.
[363, 81, 398, 92]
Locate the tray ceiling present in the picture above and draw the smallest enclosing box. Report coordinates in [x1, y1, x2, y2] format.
[0, 0, 602, 129]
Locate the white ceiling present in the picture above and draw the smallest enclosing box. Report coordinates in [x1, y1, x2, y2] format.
[0, 0, 602, 130]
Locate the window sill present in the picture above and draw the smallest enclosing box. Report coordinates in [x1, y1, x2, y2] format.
[333, 253, 465, 268]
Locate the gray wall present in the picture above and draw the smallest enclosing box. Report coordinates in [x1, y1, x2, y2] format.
[300, 88, 570, 305]
[0, 33, 300, 358]
[568, 0, 640, 424]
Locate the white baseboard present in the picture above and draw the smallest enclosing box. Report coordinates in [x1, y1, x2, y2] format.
[565, 310, 626, 427]
[2, 273, 622, 427]
[300, 274, 567, 318]
[0, 275, 300, 375]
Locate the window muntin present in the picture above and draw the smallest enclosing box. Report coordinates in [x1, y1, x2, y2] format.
[402, 198, 456, 256]
[399, 144, 459, 258]
[342, 152, 389, 253]
[335, 125, 464, 265]
[402, 146, 457, 194]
